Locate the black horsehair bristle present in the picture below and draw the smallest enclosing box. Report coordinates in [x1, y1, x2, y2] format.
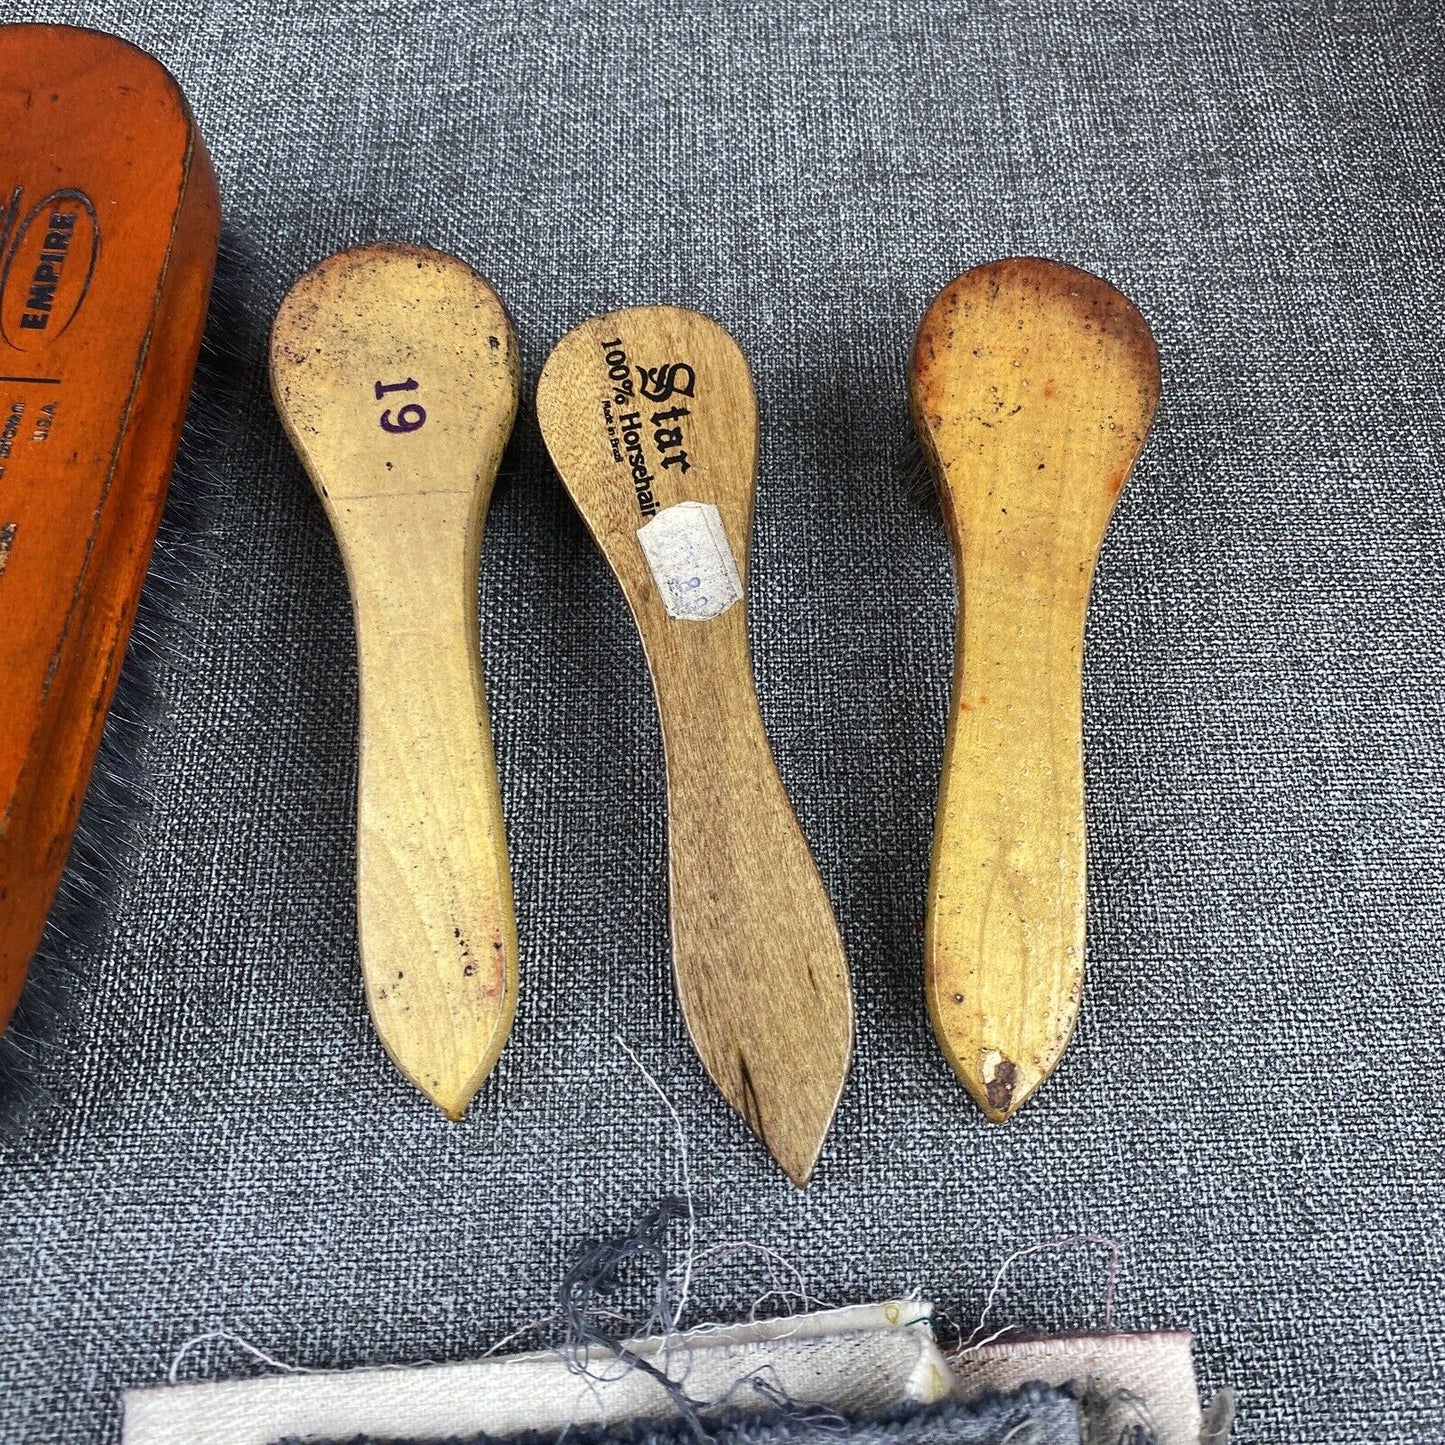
[0, 231, 253, 1143]
[897, 423, 939, 511]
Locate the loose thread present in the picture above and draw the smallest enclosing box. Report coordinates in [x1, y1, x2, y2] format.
[617, 1036, 696, 1334]
[557, 1197, 708, 1437]
[546, 1041, 712, 1437]
[168, 1330, 316, 1386]
[480, 1308, 636, 1360]
[164, 1040, 827, 1422]
[956, 1234, 1122, 1355]
[688, 1241, 829, 1322]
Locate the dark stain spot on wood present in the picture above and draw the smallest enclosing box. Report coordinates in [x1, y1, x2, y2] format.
[454, 926, 479, 974]
[986, 1057, 1018, 1114]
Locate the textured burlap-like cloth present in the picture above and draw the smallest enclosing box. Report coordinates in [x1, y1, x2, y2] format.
[121, 1303, 1207, 1445]
[2, 3, 1442, 1442]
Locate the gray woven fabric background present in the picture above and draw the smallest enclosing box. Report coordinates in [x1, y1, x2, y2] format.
[2, 2, 1442, 1441]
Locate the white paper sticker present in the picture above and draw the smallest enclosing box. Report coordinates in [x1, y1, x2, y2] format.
[636, 501, 743, 621]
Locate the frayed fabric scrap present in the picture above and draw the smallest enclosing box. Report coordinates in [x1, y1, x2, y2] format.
[123, 1302, 1227, 1445]
[952, 1332, 1210, 1445]
[124, 1302, 949, 1445]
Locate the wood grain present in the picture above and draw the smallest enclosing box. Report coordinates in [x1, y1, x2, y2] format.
[909, 258, 1160, 1121]
[270, 243, 520, 1119]
[0, 25, 220, 1033]
[536, 307, 853, 1185]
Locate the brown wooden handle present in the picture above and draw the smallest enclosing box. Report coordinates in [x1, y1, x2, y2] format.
[651, 617, 852, 1185]
[536, 305, 854, 1183]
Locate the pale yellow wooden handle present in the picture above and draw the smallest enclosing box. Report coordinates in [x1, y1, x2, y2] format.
[346, 494, 516, 1118]
[269, 243, 520, 1118]
[911, 258, 1160, 1121]
[925, 552, 1090, 1121]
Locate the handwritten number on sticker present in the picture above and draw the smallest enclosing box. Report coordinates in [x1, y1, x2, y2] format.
[375, 378, 426, 433]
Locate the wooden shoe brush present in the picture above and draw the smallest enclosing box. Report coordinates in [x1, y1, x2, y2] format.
[270, 243, 519, 1119]
[537, 307, 854, 1185]
[909, 258, 1160, 1120]
[0, 25, 220, 1079]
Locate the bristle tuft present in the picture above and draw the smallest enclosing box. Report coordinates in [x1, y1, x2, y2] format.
[898, 428, 939, 510]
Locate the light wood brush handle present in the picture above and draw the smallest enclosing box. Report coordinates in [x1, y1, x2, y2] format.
[270, 243, 519, 1119]
[909, 258, 1160, 1121]
[536, 307, 853, 1185]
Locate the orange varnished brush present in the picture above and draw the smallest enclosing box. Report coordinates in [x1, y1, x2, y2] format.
[0, 26, 220, 1045]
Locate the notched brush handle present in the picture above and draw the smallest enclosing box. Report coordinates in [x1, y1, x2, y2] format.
[270, 243, 519, 1119]
[647, 610, 850, 1185]
[536, 306, 853, 1186]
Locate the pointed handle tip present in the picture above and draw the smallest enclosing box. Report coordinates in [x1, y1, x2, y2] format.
[767, 1136, 822, 1190]
[948, 1046, 1052, 1123]
[737, 1059, 847, 1189]
[927, 966, 1078, 1124]
[362, 950, 515, 1128]
[413, 1072, 480, 1123]
[374, 1022, 505, 1124]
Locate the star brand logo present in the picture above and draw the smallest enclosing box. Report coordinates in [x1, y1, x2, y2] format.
[637, 362, 696, 404]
